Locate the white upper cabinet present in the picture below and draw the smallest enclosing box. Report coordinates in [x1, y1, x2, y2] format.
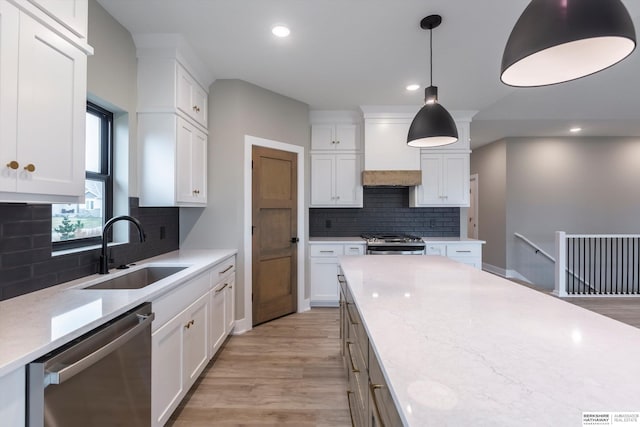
[136, 37, 211, 207]
[0, 0, 89, 203]
[139, 114, 207, 207]
[27, 0, 88, 38]
[137, 56, 209, 130]
[410, 153, 470, 207]
[311, 153, 362, 207]
[177, 65, 208, 128]
[311, 124, 358, 151]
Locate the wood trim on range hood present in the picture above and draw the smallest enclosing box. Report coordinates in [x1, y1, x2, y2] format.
[361, 170, 422, 187]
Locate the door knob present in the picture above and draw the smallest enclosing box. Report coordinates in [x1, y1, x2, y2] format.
[24, 163, 36, 172]
[290, 237, 299, 243]
[6, 161, 19, 169]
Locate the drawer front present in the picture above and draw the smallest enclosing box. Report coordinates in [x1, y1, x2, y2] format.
[344, 244, 365, 256]
[425, 243, 446, 256]
[446, 243, 481, 257]
[152, 271, 210, 332]
[211, 255, 236, 282]
[347, 305, 368, 369]
[346, 336, 368, 425]
[310, 244, 344, 257]
[368, 342, 403, 427]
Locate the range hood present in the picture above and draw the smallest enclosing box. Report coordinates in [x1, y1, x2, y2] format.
[361, 170, 422, 187]
[361, 107, 423, 187]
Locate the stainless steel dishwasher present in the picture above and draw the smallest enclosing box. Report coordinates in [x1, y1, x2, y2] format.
[27, 302, 154, 427]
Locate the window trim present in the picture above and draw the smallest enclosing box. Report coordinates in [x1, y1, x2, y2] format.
[52, 102, 114, 250]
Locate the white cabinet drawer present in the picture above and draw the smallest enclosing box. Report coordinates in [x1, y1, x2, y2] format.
[310, 244, 344, 257]
[446, 244, 481, 257]
[210, 255, 236, 281]
[152, 271, 210, 332]
[344, 244, 365, 256]
[425, 244, 446, 256]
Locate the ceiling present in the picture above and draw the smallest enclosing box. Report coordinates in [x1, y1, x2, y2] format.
[96, 0, 640, 148]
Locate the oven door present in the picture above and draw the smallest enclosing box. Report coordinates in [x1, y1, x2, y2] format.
[366, 245, 425, 255]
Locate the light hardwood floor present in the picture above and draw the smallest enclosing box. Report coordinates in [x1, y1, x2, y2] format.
[167, 308, 350, 427]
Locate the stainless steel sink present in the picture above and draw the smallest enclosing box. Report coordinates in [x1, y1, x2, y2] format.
[83, 266, 187, 290]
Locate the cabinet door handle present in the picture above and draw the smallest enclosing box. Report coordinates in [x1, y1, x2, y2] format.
[192, 105, 200, 112]
[184, 319, 195, 329]
[219, 265, 234, 275]
[345, 342, 359, 373]
[24, 164, 36, 172]
[319, 250, 334, 254]
[455, 250, 472, 253]
[215, 283, 229, 293]
[370, 384, 385, 426]
[6, 161, 19, 169]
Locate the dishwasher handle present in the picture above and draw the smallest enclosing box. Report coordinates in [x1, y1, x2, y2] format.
[46, 312, 154, 385]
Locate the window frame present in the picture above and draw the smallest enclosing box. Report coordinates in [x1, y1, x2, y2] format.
[52, 102, 114, 250]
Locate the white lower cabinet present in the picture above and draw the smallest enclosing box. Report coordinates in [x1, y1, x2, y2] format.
[0, 366, 25, 427]
[426, 241, 483, 269]
[310, 242, 365, 306]
[152, 288, 209, 427]
[210, 269, 235, 357]
[152, 254, 236, 426]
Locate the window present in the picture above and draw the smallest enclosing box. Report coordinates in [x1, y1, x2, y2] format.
[52, 102, 113, 248]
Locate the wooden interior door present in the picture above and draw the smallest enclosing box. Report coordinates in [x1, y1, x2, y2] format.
[252, 146, 298, 326]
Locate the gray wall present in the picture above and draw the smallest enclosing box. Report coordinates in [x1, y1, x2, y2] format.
[470, 139, 507, 269]
[180, 79, 310, 320]
[87, 0, 138, 199]
[472, 137, 640, 286]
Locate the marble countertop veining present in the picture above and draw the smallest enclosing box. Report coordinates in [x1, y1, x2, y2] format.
[339, 255, 640, 426]
[0, 249, 237, 378]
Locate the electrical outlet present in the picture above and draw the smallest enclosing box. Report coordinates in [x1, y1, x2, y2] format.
[325, 219, 332, 228]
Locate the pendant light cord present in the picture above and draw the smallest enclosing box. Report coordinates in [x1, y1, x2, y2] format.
[429, 27, 433, 87]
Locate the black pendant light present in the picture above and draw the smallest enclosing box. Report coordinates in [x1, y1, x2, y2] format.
[407, 15, 458, 148]
[501, 0, 636, 87]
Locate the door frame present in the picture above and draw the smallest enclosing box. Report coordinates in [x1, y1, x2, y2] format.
[468, 173, 479, 239]
[240, 135, 307, 332]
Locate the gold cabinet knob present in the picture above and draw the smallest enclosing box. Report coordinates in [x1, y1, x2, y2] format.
[24, 164, 35, 172]
[6, 161, 19, 170]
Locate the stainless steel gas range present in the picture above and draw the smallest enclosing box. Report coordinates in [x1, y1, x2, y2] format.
[361, 234, 426, 255]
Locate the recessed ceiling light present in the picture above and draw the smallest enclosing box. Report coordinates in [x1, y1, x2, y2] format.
[570, 127, 582, 133]
[272, 25, 290, 38]
[406, 84, 420, 91]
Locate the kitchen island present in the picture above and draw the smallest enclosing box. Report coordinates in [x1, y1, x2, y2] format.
[339, 255, 640, 426]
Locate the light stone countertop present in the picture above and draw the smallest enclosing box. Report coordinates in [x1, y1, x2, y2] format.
[309, 237, 485, 244]
[0, 249, 237, 378]
[308, 237, 365, 244]
[422, 237, 485, 243]
[339, 255, 640, 426]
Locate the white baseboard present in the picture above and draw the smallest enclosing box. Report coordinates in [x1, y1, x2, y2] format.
[232, 317, 251, 335]
[482, 263, 533, 284]
[299, 298, 311, 312]
[310, 301, 339, 308]
[233, 298, 312, 334]
[482, 263, 508, 277]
